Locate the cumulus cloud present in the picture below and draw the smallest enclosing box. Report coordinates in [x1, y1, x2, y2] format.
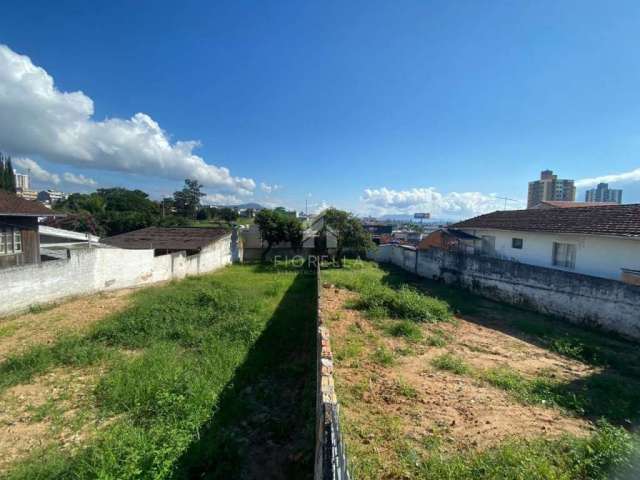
[62, 172, 97, 187]
[13, 157, 97, 188]
[203, 193, 242, 206]
[13, 157, 60, 185]
[575, 168, 640, 188]
[362, 187, 515, 219]
[260, 182, 281, 194]
[0, 44, 255, 194]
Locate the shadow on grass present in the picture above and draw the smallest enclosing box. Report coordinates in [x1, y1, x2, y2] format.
[375, 262, 640, 427]
[171, 272, 316, 480]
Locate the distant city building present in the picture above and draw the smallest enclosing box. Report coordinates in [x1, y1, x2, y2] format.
[527, 170, 576, 208]
[585, 183, 622, 204]
[14, 171, 30, 191]
[37, 189, 67, 205]
[16, 189, 38, 201]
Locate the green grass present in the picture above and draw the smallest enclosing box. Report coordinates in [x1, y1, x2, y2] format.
[3, 264, 315, 479]
[324, 260, 451, 323]
[431, 353, 470, 375]
[371, 345, 395, 366]
[0, 323, 19, 338]
[386, 320, 423, 341]
[325, 260, 640, 479]
[409, 422, 638, 480]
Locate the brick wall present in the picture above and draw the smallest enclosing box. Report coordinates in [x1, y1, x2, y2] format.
[315, 264, 350, 480]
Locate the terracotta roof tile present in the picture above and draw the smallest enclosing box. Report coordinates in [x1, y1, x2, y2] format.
[102, 227, 229, 250]
[0, 190, 57, 216]
[451, 204, 640, 238]
[534, 201, 619, 208]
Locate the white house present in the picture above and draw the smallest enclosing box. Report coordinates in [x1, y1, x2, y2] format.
[451, 204, 640, 282]
[240, 210, 338, 260]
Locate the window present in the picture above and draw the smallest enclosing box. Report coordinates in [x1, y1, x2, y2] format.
[512, 238, 523, 249]
[14, 230, 22, 253]
[552, 242, 576, 269]
[0, 227, 22, 255]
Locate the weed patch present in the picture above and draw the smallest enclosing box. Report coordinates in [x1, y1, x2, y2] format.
[2, 265, 315, 479]
[431, 353, 469, 375]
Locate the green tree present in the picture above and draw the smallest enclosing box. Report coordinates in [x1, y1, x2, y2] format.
[255, 208, 304, 261]
[0, 154, 5, 190]
[0, 153, 17, 193]
[218, 207, 238, 222]
[324, 207, 374, 260]
[54, 187, 186, 236]
[173, 179, 205, 218]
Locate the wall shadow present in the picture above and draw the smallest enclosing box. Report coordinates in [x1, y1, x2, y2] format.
[375, 262, 640, 427]
[171, 272, 316, 480]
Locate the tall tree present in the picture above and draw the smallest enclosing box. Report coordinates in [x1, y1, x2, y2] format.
[173, 179, 205, 218]
[1, 155, 13, 192]
[4, 158, 16, 193]
[324, 207, 374, 260]
[255, 208, 304, 261]
[0, 154, 5, 190]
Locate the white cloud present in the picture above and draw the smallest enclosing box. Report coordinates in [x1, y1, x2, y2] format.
[203, 193, 242, 206]
[13, 157, 97, 189]
[62, 172, 97, 187]
[13, 157, 61, 185]
[361, 187, 516, 219]
[260, 182, 281, 194]
[575, 168, 640, 188]
[0, 44, 255, 195]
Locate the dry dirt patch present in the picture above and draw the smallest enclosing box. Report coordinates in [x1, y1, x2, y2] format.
[0, 365, 109, 474]
[323, 287, 595, 454]
[0, 289, 135, 362]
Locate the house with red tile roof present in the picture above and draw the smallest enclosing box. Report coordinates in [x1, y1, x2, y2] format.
[0, 190, 58, 268]
[450, 204, 640, 282]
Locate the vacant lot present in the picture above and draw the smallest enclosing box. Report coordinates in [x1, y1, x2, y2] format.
[0, 264, 315, 479]
[323, 260, 640, 479]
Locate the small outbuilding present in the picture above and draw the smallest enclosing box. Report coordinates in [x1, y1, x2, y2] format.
[101, 227, 230, 256]
[418, 228, 479, 253]
[0, 190, 58, 268]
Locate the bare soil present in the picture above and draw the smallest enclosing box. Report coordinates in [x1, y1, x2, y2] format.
[0, 289, 134, 362]
[0, 365, 109, 474]
[323, 287, 595, 454]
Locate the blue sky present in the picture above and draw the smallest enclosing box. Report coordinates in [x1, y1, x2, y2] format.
[1, 0, 640, 218]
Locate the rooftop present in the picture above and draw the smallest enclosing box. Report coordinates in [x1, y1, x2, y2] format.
[101, 227, 229, 250]
[0, 190, 57, 217]
[532, 201, 619, 209]
[451, 204, 640, 238]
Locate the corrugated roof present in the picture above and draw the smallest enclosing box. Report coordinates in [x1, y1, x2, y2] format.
[451, 204, 640, 238]
[0, 190, 57, 216]
[102, 227, 229, 250]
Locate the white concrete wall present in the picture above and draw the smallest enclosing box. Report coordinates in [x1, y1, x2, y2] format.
[465, 228, 640, 281]
[0, 234, 234, 317]
[372, 244, 640, 340]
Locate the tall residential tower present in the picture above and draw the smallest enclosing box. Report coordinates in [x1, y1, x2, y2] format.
[527, 170, 576, 208]
[585, 183, 622, 204]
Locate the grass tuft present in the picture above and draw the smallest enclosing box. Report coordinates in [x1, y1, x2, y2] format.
[431, 353, 469, 375]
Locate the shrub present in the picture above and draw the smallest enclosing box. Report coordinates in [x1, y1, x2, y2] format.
[356, 285, 450, 323]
